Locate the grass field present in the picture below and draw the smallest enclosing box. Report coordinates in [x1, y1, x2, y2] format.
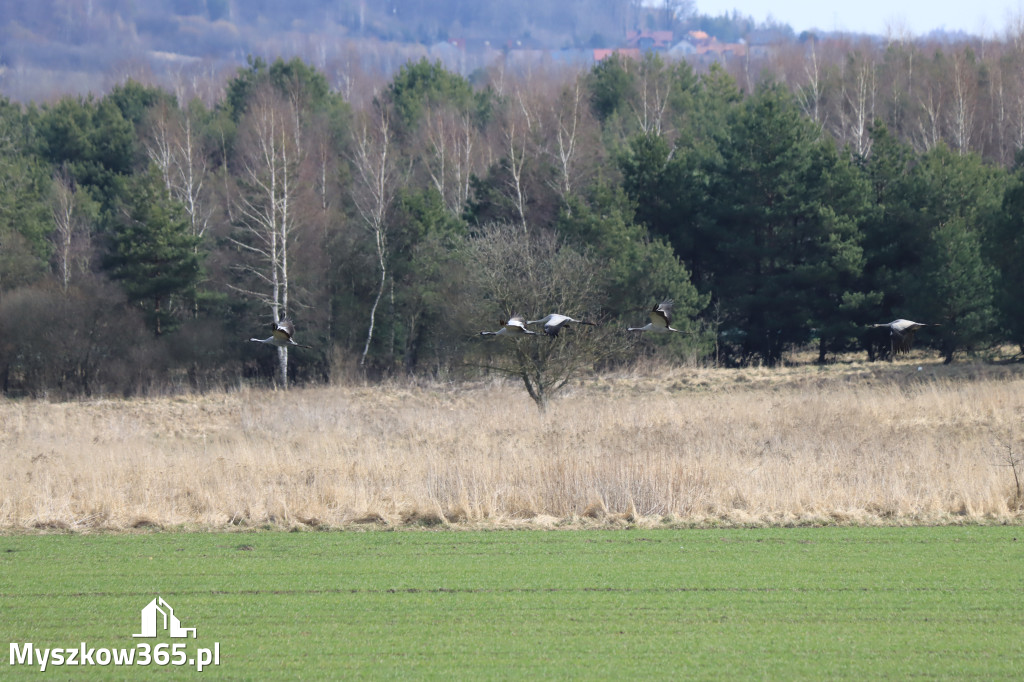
[2, 356, 1024, 529]
[1, 527, 1023, 679]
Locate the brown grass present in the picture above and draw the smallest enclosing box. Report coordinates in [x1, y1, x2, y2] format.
[2, 355, 1024, 531]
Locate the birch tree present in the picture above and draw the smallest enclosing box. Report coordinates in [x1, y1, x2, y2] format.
[231, 85, 303, 386]
[423, 105, 477, 216]
[949, 49, 978, 155]
[631, 54, 674, 136]
[141, 100, 214, 320]
[837, 51, 876, 157]
[795, 41, 826, 126]
[501, 87, 535, 234]
[349, 101, 399, 366]
[50, 167, 94, 293]
[539, 74, 602, 208]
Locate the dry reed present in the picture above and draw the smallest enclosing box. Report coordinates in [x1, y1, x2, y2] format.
[2, 357, 1023, 531]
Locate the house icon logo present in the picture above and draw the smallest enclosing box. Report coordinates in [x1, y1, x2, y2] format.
[132, 597, 197, 638]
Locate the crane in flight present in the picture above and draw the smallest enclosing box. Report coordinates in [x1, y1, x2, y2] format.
[526, 313, 596, 338]
[480, 315, 538, 337]
[250, 319, 312, 348]
[869, 319, 931, 356]
[628, 299, 684, 333]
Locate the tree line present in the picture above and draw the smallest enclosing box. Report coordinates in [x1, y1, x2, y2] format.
[1, 50, 1024, 398]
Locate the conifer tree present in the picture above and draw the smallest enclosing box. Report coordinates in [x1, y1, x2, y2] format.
[105, 166, 200, 336]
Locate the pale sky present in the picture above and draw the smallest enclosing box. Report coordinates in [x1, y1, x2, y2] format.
[691, 0, 1024, 37]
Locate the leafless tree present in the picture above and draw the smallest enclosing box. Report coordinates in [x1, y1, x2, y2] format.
[348, 100, 400, 366]
[539, 73, 599, 208]
[502, 87, 535, 234]
[837, 51, 877, 157]
[794, 41, 827, 126]
[949, 49, 978, 154]
[142, 101, 213, 260]
[916, 86, 945, 153]
[627, 54, 675, 136]
[878, 34, 917, 138]
[49, 167, 92, 293]
[230, 85, 304, 387]
[423, 104, 478, 216]
[466, 222, 631, 411]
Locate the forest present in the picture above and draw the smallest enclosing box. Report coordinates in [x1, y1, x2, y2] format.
[3, 35, 1024, 399]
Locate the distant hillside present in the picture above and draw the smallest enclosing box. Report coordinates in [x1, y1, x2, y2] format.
[0, 0, 642, 101]
[0, 0, 980, 103]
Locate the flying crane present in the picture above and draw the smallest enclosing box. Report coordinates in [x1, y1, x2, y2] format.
[250, 319, 311, 348]
[627, 299, 684, 333]
[869, 318, 931, 355]
[480, 315, 538, 337]
[526, 313, 596, 337]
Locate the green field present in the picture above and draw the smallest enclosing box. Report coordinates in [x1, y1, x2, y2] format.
[2, 527, 1022, 680]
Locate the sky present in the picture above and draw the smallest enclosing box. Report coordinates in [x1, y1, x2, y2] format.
[690, 0, 1024, 37]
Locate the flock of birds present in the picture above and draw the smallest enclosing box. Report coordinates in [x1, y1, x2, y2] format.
[479, 299, 684, 337]
[250, 304, 934, 358]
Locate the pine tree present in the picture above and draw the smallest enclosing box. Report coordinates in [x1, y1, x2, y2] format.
[705, 84, 866, 365]
[903, 145, 1002, 362]
[105, 166, 201, 336]
[912, 217, 995, 363]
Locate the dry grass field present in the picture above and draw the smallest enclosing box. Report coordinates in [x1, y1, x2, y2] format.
[2, 354, 1024, 531]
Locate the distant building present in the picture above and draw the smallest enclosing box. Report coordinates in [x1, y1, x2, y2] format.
[593, 48, 642, 62]
[668, 40, 697, 57]
[625, 30, 674, 52]
[681, 30, 747, 61]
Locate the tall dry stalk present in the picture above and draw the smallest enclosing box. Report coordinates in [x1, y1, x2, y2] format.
[2, 361, 1023, 530]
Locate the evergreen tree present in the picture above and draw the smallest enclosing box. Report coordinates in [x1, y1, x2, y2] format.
[855, 123, 919, 358]
[0, 99, 51, 291]
[105, 166, 201, 336]
[388, 187, 468, 371]
[557, 184, 707, 347]
[704, 84, 865, 365]
[989, 156, 1024, 352]
[224, 56, 332, 122]
[910, 217, 995, 363]
[34, 95, 136, 212]
[586, 54, 633, 124]
[385, 58, 487, 135]
[904, 145, 1002, 361]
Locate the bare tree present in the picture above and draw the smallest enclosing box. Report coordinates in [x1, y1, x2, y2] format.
[878, 34, 917, 138]
[794, 41, 826, 126]
[916, 87, 945, 153]
[230, 85, 304, 387]
[466, 223, 631, 411]
[501, 87, 535, 234]
[539, 73, 602, 209]
[631, 54, 674, 136]
[1010, 59, 1024, 155]
[836, 51, 876, 157]
[49, 167, 92, 293]
[142, 100, 213, 296]
[949, 49, 978, 154]
[423, 105, 478, 216]
[144, 101, 176, 196]
[348, 101, 400, 366]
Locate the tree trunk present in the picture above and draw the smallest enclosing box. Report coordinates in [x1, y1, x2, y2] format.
[278, 346, 289, 387]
